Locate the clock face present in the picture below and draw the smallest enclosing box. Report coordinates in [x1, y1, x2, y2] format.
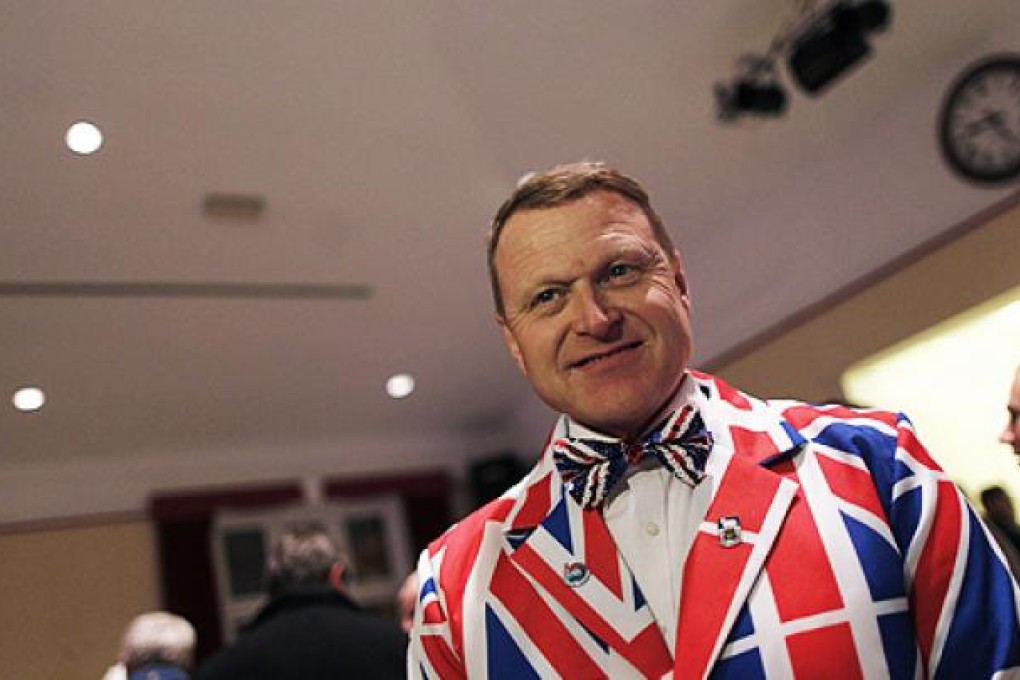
[939, 54, 1020, 184]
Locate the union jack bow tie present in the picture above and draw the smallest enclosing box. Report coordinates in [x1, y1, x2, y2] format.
[552, 405, 713, 511]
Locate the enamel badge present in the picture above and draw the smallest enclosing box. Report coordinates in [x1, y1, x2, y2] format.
[718, 516, 742, 548]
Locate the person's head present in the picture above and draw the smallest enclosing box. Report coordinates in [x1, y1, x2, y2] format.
[266, 522, 345, 598]
[396, 571, 418, 633]
[488, 161, 676, 319]
[118, 611, 196, 673]
[999, 364, 1020, 457]
[489, 161, 692, 439]
[981, 485, 1016, 524]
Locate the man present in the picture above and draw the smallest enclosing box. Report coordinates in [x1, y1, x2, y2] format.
[1000, 363, 1020, 458]
[408, 162, 1020, 677]
[980, 485, 1020, 579]
[196, 522, 407, 680]
[110, 611, 196, 680]
[397, 571, 419, 633]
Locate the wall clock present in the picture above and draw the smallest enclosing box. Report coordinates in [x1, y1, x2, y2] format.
[938, 54, 1020, 184]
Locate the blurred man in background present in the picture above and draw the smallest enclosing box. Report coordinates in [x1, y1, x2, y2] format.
[196, 522, 406, 680]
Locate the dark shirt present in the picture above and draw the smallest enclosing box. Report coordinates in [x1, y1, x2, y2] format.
[196, 587, 407, 680]
[990, 517, 1020, 551]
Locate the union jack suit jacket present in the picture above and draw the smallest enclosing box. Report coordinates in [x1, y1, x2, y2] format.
[409, 372, 1020, 678]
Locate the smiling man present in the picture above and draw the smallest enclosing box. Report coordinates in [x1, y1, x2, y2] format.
[408, 162, 1020, 678]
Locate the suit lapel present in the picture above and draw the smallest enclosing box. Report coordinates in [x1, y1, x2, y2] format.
[501, 462, 673, 677]
[672, 442, 800, 678]
[497, 376, 805, 678]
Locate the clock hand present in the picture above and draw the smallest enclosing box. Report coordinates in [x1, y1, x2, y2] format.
[985, 110, 1020, 144]
[964, 118, 989, 138]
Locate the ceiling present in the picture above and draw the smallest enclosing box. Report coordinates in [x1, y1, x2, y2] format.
[2, 1, 1019, 472]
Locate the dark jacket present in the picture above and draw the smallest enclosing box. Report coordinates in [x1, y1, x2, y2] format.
[196, 587, 407, 679]
[128, 664, 189, 680]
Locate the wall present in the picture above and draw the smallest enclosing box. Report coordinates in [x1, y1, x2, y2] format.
[0, 519, 159, 680]
[0, 430, 506, 678]
[0, 431, 507, 525]
[713, 191, 1020, 402]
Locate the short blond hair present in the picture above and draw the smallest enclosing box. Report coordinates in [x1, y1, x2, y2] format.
[487, 161, 674, 318]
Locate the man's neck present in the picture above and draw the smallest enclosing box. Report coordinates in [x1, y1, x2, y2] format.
[568, 373, 690, 442]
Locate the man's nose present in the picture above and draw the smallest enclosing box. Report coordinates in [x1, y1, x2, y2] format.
[1001, 426, 1016, 446]
[569, 287, 620, 337]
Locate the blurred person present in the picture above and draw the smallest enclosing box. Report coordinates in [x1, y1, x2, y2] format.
[1000, 363, 1020, 458]
[981, 485, 1020, 579]
[408, 161, 1020, 678]
[196, 522, 406, 680]
[396, 571, 418, 633]
[104, 611, 195, 680]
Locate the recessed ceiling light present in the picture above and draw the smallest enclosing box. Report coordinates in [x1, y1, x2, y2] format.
[386, 374, 415, 399]
[12, 387, 46, 412]
[65, 120, 103, 155]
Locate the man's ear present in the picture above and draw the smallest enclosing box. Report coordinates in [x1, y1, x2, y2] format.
[329, 562, 347, 592]
[671, 249, 691, 308]
[496, 315, 528, 377]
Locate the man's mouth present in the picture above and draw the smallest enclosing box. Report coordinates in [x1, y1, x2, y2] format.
[569, 341, 642, 369]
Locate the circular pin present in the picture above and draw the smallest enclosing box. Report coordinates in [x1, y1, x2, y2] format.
[563, 561, 591, 587]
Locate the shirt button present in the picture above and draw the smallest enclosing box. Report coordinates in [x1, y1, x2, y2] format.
[645, 521, 660, 536]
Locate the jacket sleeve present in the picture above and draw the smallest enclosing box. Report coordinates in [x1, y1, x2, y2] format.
[886, 414, 1020, 677]
[407, 546, 467, 680]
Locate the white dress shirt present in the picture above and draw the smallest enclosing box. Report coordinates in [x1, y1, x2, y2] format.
[561, 376, 715, 656]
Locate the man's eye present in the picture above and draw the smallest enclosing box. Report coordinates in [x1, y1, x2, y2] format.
[532, 289, 560, 307]
[605, 263, 640, 283]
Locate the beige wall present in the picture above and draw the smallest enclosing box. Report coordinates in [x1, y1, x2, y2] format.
[715, 193, 1020, 401]
[0, 518, 160, 680]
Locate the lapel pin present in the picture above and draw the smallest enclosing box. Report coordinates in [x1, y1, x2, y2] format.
[718, 516, 742, 548]
[563, 561, 591, 587]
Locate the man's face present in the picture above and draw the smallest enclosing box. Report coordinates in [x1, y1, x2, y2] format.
[494, 191, 692, 439]
[1000, 368, 1020, 457]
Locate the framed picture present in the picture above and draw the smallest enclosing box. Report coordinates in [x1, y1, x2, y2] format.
[210, 495, 411, 642]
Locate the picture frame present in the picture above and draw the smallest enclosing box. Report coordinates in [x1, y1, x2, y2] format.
[210, 495, 411, 642]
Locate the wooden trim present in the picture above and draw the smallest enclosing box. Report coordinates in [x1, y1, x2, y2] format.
[0, 509, 146, 535]
[323, 470, 451, 499]
[702, 187, 1020, 372]
[149, 482, 304, 521]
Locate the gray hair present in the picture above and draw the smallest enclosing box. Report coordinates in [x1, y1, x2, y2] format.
[267, 521, 341, 594]
[119, 611, 196, 671]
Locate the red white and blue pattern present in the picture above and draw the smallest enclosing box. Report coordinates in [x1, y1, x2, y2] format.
[551, 405, 712, 510]
[409, 372, 1020, 678]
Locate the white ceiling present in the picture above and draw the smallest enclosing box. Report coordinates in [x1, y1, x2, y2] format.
[2, 1, 1019, 473]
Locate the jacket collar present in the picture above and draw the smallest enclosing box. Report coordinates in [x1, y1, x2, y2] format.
[499, 371, 803, 676]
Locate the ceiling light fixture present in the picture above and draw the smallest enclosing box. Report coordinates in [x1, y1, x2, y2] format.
[715, 0, 891, 122]
[386, 374, 415, 399]
[12, 386, 46, 412]
[715, 55, 788, 121]
[202, 193, 267, 221]
[65, 120, 104, 155]
[787, 0, 891, 95]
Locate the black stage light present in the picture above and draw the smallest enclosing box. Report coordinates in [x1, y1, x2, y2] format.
[734, 82, 788, 115]
[715, 54, 788, 121]
[715, 80, 788, 121]
[855, 0, 892, 32]
[787, 1, 891, 95]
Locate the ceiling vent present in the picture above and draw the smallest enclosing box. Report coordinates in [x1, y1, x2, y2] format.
[202, 193, 266, 220]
